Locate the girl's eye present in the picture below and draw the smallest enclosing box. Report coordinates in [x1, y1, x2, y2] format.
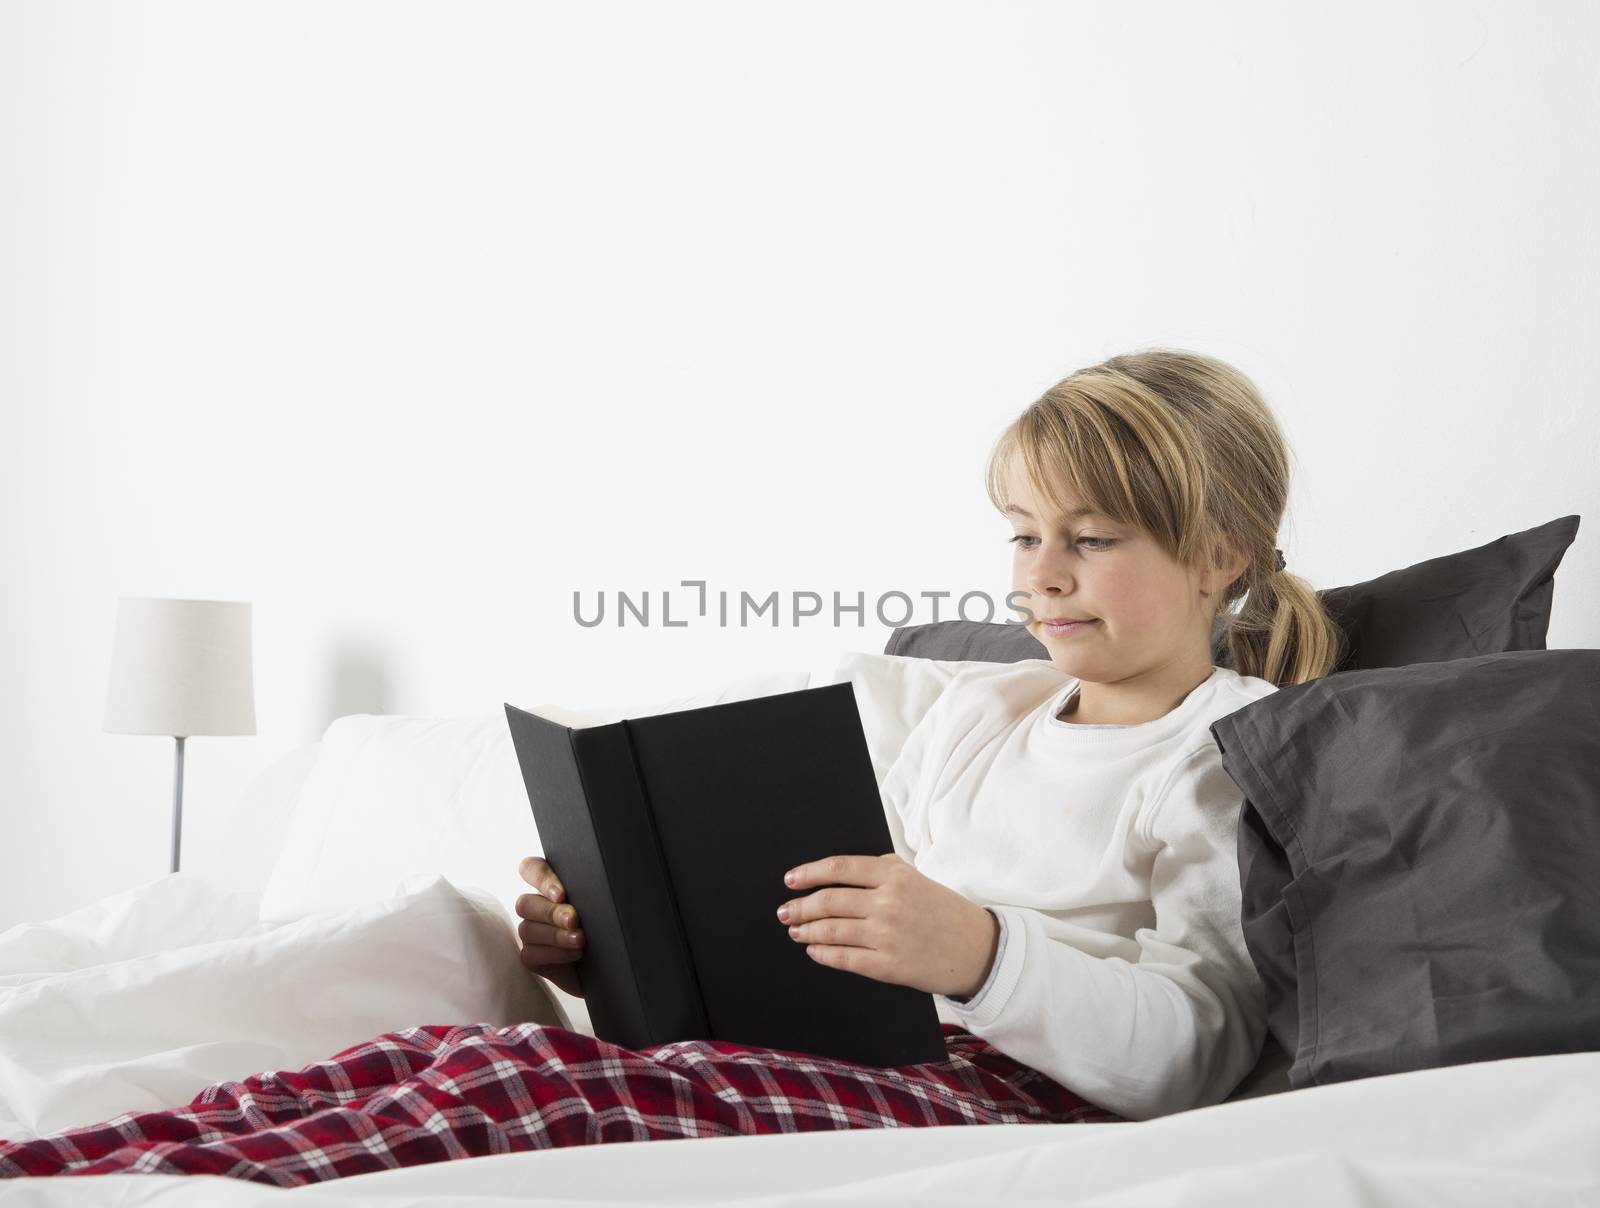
[1007, 536, 1117, 551]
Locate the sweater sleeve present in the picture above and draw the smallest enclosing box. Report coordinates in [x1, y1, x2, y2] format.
[932, 743, 1268, 1121]
[945, 908, 1009, 1009]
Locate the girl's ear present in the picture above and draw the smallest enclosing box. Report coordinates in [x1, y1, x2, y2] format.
[1202, 533, 1251, 595]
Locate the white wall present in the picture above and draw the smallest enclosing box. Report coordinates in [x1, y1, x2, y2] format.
[3, 0, 1597, 931]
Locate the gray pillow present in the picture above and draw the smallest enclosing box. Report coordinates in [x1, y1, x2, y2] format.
[882, 515, 1581, 671]
[1209, 649, 1600, 1089]
[882, 616, 1048, 663]
[1318, 514, 1580, 672]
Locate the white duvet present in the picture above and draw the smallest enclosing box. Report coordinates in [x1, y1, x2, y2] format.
[1, 875, 1597, 1206]
[0, 872, 560, 1142]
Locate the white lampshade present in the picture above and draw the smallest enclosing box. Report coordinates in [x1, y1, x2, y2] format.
[104, 597, 257, 738]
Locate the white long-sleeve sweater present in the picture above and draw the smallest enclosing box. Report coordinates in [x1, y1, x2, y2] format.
[879, 657, 1278, 1121]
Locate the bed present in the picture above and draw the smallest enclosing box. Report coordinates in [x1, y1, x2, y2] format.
[2, 517, 1596, 1204]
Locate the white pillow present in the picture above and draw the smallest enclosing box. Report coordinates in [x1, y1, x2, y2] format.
[816, 651, 998, 785]
[257, 669, 821, 1040]
[259, 669, 816, 928]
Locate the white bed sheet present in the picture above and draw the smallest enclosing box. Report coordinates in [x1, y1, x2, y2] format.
[1, 876, 1596, 1206]
[1, 1048, 1595, 1206]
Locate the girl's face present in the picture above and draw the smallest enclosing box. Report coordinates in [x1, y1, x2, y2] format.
[1004, 462, 1223, 684]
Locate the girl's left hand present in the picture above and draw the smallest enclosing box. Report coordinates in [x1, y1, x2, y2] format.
[775, 853, 1000, 999]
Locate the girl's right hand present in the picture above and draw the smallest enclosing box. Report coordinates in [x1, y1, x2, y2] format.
[516, 855, 586, 1000]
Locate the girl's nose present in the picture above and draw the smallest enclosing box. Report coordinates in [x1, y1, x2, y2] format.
[1029, 562, 1074, 594]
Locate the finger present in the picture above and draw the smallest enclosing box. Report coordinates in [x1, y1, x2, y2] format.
[519, 945, 582, 969]
[784, 855, 886, 891]
[515, 876, 566, 908]
[515, 892, 558, 922]
[518, 918, 586, 947]
[803, 943, 865, 975]
[516, 894, 581, 927]
[778, 886, 870, 924]
[521, 946, 583, 965]
[516, 896, 574, 933]
[518, 856, 548, 887]
[515, 892, 575, 926]
[787, 916, 868, 949]
[518, 918, 585, 948]
[518, 856, 565, 902]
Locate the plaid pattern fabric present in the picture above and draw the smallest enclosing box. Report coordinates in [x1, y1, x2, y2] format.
[0, 1022, 1124, 1186]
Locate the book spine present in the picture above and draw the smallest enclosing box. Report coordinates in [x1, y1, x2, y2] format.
[618, 718, 712, 1039]
[505, 704, 654, 1047]
[573, 723, 710, 1046]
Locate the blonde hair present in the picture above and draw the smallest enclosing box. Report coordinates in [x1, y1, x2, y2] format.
[984, 348, 1341, 688]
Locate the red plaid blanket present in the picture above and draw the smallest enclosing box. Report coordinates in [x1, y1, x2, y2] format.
[0, 1022, 1123, 1186]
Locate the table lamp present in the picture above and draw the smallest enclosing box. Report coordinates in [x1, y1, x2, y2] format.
[103, 596, 257, 873]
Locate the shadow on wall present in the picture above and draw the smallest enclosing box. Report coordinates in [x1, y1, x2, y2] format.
[319, 634, 394, 735]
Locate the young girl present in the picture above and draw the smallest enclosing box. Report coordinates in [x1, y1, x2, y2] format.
[0, 350, 1343, 1182]
[518, 348, 1342, 1122]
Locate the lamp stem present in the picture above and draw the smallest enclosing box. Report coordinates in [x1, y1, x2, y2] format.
[171, 735, 186, 874]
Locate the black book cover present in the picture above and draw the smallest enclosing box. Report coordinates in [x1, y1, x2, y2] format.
[503, 680, 948, 1067]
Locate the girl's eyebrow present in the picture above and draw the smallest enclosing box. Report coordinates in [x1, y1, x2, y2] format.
[1004, 505, 1100, 521]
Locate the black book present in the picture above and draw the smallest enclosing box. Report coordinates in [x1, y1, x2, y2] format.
[503, 681, 948, 1067]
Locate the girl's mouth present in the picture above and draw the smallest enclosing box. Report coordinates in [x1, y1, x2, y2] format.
[1042, 618, 1098, 638]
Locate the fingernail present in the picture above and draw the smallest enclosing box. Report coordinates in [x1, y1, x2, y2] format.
[549, 886, 562, 901]
[784, 871, 796, 885]
[776, 905, 790, 921]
